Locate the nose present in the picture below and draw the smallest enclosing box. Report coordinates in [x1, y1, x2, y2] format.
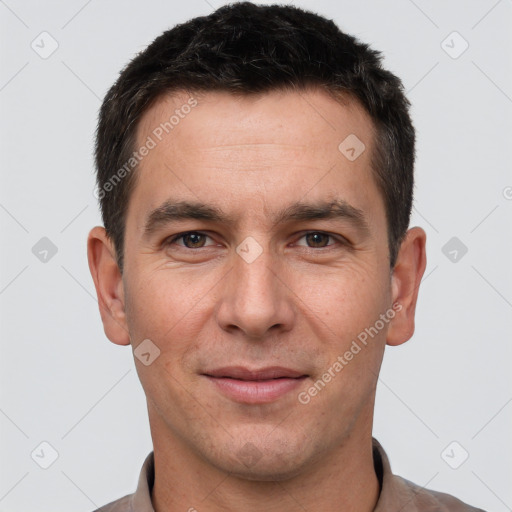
[215, 246, 295, 340]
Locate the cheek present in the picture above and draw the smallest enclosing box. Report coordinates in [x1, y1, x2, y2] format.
[124, 269, 221, 403]
[290, 261, 390, 397]
[125, 276, 207, 417]
[124, 265, 213, 342]
[290, 261, 390, 335]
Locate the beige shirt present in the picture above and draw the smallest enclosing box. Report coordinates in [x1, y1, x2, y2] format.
[94, 438, 485, 511]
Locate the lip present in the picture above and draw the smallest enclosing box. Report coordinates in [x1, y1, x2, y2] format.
[202, 366, 308, 404]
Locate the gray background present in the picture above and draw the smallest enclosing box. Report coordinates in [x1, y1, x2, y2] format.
[1, 0, 511, 510]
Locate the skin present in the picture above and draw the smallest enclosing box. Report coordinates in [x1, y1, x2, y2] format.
[88, 88, 426, 512]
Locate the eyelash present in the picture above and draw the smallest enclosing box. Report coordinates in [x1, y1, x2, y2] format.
[165, 231, 345, 249]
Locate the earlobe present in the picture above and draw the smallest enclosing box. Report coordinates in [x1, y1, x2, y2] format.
[386, 227, 427, 347]
[87, 226, 131, 346]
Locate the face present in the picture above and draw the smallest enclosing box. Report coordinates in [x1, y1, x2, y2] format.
[89, 88, 422, 480]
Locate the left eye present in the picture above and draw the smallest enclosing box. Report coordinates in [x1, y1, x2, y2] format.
[169, 232, 214, 248]
[295, 232, 337, 248]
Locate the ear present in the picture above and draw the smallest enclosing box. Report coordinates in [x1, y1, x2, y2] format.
[386, 227, 427, 346]
[87, 226, 130, 346]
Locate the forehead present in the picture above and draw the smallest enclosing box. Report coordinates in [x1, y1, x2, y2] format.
[137, 88, 374, 155]
[128, 88, 382, 229]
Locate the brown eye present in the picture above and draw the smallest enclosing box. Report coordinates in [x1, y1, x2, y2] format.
[304, 232, 332, 248]
[182, 233, 207, 248]
[168, 232, 212, 248]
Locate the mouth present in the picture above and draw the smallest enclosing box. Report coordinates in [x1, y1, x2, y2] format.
[202, 366, 308, 404]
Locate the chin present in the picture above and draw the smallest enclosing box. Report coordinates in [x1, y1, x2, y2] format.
[218, 455, 310, 482]
[205, 433, 320, 482]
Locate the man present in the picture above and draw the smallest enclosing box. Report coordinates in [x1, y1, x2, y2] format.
[87, 2, 484, 511]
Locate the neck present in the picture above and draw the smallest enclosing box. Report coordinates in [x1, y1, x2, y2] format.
[150, 412, 379, 512]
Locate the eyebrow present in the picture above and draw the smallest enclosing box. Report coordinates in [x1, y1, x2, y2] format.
[143, 198, 370, 237]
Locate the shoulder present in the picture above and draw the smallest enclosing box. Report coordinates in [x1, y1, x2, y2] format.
[90, 451, 154, 512]
[396, 475, 487, 512]
[372, 438, 486, 512]
[90, 494, 133, 512]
